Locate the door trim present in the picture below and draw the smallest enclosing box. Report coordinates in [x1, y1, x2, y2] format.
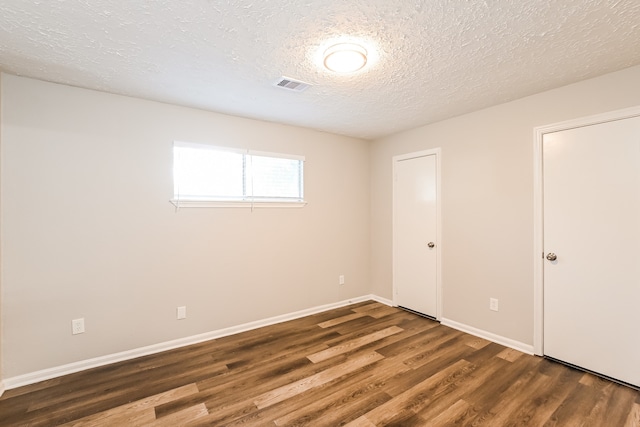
[533, 105, 640, 355]
[392, 148, 442, 320]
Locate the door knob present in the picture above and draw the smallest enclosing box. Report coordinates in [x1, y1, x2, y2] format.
[427, 242, 435, 248]
[546, 253, 557, 261]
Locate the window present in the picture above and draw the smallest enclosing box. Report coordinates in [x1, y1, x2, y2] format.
[172, 142, 305, 207]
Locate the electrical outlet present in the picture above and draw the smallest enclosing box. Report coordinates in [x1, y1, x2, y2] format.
[339, 275, 345, 285]
[177, 306, 187, 320]
[72, 318, 85, 335]
[489, 298, 499, 312]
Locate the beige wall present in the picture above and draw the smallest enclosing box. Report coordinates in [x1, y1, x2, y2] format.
[0, 74, 371, 378]
[370, 65, 640, 346]
[0, 73, 3, 390]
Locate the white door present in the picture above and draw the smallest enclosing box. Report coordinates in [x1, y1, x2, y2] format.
[543, 116, 640, 387]
[393, 152, 438, 318]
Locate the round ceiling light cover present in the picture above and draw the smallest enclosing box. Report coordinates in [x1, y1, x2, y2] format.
[323, 43, 368, 73]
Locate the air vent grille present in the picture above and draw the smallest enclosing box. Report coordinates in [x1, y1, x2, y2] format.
[274, 77, 311, 92]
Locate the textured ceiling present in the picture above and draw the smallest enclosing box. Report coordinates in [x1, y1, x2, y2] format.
[1, 1, 639, 140]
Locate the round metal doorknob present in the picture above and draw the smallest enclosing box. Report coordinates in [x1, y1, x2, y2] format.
[427, 242, 435, 248]
[546, 253, 557, 261]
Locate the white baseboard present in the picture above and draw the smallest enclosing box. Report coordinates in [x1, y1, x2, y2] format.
[3, 294, 386, 390]
[369, 295, 393, 306]
[440, 318, 534, 355]
[0, 380, 5, 397]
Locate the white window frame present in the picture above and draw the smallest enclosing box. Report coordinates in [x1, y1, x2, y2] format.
[170, 141, 307, 209]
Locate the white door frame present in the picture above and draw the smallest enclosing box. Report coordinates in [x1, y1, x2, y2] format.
[392, 148, 442, 320]
[532, 105, 640, 355]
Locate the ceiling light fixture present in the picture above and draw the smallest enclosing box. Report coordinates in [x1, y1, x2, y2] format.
[323, 43, 368, 73]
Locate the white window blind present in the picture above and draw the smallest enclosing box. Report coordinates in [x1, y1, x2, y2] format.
[172, 142, 305, 206]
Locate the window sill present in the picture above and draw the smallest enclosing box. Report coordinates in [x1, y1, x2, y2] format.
[170, 199, 307, 209]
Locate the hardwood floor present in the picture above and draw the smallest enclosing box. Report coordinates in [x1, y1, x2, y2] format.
[1, 301, 639, 426]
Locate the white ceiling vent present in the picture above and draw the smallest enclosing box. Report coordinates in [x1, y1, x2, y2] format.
[274, 77, 311, 92]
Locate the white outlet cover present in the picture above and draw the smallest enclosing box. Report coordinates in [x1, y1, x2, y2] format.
[177, 306, 187, 320]
[72, 318, 85, 335]
[339, 275, 345, 285]
[489, 298, 499, 312]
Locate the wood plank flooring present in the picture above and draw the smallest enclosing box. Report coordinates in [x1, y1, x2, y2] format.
[1, 301, 639, 426]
